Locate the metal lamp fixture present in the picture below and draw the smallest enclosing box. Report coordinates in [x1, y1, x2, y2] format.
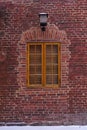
[39, 13, 48, 31]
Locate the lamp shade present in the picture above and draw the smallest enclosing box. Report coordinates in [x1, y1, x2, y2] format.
[39, 13, 48, 26]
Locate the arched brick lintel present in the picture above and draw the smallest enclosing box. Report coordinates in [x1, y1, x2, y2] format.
[21, 24, 70, 44]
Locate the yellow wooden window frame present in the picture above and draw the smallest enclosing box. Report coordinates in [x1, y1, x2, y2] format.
[27, 42, 61, 88]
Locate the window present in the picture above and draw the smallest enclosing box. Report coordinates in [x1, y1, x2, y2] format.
[27, 43, 61, 88]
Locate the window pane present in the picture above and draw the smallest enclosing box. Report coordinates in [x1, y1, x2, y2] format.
[29, 44, 42, 85]
[46, 75, 52, 84]
[53, 45, 58, 53]
[46, 65, 52, 74]
[36, 45, 42, 53]
[53, 75, 58, 84]
[46, 56, 52, 63]
[46, 75, 58, 84]
[30, 45, 35, 53]
[29, 65, 42, 74]
[53, 65, 58, 74]
[46, 45, 51, 54]
[29, 55, 36, 64]
[29, 54, 42, 64]
[53, 55, 58, 64]
[35, 75, 42, 84]
[29, 75, 36, 84]
[29, 75, 42, 84]
[35, 55, 42, 64]
[46, 44, 58, 85]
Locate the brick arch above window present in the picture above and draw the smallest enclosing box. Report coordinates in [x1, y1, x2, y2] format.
[18, 24, 71, 88]
[21, 24, 70, 43]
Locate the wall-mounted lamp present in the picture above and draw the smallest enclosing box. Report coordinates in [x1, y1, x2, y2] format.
[39, 13, 48, 31]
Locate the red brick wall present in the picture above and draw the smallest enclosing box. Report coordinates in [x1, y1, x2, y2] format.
[0, 0, 87, 125]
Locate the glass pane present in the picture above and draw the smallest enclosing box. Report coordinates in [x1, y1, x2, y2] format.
[46, 75, 52, 84]
[46, 56, 52, 63]
[30, 54, 41, 64]
[29, 65, 35, 74]
[36, 65, 42, 74]
[35, 55, 42, 64]
[29, 75, 36, 84]
[46, 75, 58, 84]
[36, 45, 42, 53]
[35, 75, 42, 84]
[30, 45, 35, 53]
[46, 65, 52, 74]
[46, 44, 58, 85]
[29, 44, 42, 85]
[53, 65, 58, 74]
[29, 55, 36, 64]
[53, 55, 58, 64]
[29, 75, 42, 84]
[29, 65, 42, 74]
[53, 45, 58, 53]
[46, 45, 51, 54]
[53, 75, 58, 84]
